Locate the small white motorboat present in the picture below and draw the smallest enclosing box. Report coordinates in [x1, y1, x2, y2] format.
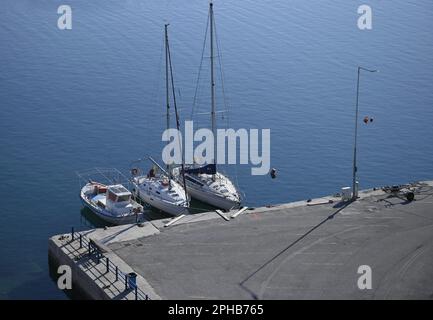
[80, 181, 145, 225]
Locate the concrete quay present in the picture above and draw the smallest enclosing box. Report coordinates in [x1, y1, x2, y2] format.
[49, 180, 433, 299]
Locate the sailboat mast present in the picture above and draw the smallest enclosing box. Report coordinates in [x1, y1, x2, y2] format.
[164, 24, 170, 173]
[166, 25, 188, 201]
[210, 2, 217, 169]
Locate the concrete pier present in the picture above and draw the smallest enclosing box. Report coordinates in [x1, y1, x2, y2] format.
[49, 181, 433, 299]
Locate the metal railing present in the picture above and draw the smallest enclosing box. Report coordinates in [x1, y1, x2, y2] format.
[70, 227, 151, 300]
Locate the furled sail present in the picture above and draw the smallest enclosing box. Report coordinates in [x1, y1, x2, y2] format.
[184, 164, 216, 175]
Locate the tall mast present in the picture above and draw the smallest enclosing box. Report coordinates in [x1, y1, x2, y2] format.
[166, 25, 188, 201]
[210, 2, 217, 170]
[164, 24, 170, 173]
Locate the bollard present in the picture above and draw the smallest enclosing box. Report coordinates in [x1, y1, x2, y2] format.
[79, 234, 82, 248]
[106, 258, 109, 273]
[71, 227, 75, 241]
[128, 272, 137, 289]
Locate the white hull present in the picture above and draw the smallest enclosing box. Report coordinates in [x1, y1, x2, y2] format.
[134, 185, 189, 216]
[173, 168, 241, 211]
[186, 183, 240, 211]
[80, 191, 142, 225]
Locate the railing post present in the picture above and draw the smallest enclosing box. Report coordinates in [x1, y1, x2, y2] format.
[97, 249, 101, 264]
[79, 234, 82, 248]
[115, 266, 118, 281]
[124, 275, 128, 291]
[106, 257, 109, 273]
[71, 227, 75, 241]
[88, 241, 91, 255]
[135, 287, 138, 300]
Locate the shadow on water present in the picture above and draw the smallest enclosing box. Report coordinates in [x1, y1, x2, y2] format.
[80, 207, 115, 229]
[188, 198, 217, 214]
[48, 254, 92, 300]
[7, 272, 67, 300]
[79, 198, 217, 229]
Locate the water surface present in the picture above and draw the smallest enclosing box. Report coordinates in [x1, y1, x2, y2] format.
[0, 0, 432, 298]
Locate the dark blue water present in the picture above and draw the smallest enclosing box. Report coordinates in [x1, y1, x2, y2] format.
[1, 0, 432, 299]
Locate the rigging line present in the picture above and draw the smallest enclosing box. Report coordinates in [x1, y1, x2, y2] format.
[194, 109, 229, 115]
[191, 9, 210, 120]
[167, 29, 188, 201]
[145, 108, 200, 119]
[151, 32, 165, 117]
[164, 24, 171, 173]
[214, 16, 230, 128]
[214, 14, 243, 199]
[95, 167, 115, 185]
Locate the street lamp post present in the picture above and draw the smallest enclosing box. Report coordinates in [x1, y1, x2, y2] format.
[352, 66, 377, 200]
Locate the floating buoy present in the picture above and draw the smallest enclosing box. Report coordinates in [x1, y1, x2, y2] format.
[363, 116, 374, 124]
[270, 168, 277, 179]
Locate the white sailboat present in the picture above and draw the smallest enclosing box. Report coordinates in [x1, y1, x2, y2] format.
[174, 2, 241, 211]
[131, 24, 189, 216]
[131, 164, 188, 216]
[174, 165, 240, 211]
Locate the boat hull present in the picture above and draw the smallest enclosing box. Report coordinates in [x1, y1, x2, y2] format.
[186, 184, 240, 211]
[80, 192, 142, 225]
[134, 188, 189, 216]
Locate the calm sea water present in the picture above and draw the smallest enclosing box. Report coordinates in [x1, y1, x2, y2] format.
[1, 0, 432, 299]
